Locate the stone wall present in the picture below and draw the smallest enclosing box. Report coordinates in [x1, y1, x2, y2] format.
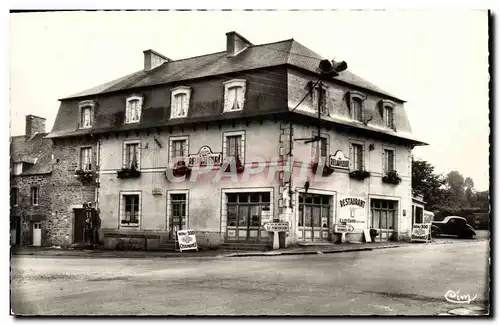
[49, 137, 98, 247]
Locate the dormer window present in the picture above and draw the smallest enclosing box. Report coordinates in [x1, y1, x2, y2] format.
[348, 91, 366, 122]
[78, 100, 95, 129]
[13, 162, 23, 175]
[309, 82, 328, 115]
[223, 79, 246, 112]
[126, 95, 143, 123]
[380, 99, 396, 130]
[171, 86, 191, 119]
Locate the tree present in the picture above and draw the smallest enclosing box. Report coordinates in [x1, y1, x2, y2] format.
[446, 171, 466, 209]
[411, 157, 446, 209]
[464, 177, 475, 207]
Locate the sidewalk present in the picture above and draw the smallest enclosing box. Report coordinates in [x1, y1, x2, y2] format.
[11, 241, 408, 259]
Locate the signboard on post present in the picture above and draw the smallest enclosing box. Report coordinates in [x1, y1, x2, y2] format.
[262, 222, 289, 233]
[334, 224, 354, 233]
[176, 229, 198, 252]
[411, 223, 431, 242]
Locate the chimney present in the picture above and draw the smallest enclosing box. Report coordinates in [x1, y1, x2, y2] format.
[226, 31, 253, 57]
[143, 49, 171, 71]
[25, 115, 46, 139]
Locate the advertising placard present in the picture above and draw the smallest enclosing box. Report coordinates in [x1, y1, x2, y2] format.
[411, 223, 431, 242]
[337, 196, 367, 230]
[176, 229, 198, 252]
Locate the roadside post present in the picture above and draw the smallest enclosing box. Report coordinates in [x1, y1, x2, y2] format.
[333, 224, 354, 243]
[262, 222, 290, 250]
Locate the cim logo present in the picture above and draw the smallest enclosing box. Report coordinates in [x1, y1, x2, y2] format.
[444, 290, 478, 304]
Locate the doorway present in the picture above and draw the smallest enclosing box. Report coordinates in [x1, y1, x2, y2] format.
[371, 199, 397, 242]
[169, 193, 187, 240]
[297, 193, 331, 242]
[10, 216, 21, 245]
[32, 222, 42, 246]
[73, 209, 87, 244]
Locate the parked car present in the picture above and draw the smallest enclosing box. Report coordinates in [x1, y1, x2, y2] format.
[431, 216, 476, 239]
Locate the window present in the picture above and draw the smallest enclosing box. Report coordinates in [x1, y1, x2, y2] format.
[31, 187, 39, 206]
[79, 100, 95, 129]
[371, 199, 396, 230]
[351, 143, 364, 171]
[169, 136, 189, 165]
[312, 134, 328, 160]
[123, 141, 140, 169]
[223, 79, 246, 112]
[384, 106, 394, 129]
[384, 149, 395, 173]
[120, 193, 140, 227]
[223, 131, 245, 164]
[11, 187, 18, 206]
[170, 87, 191, 119]
[351, 98, 363, 122]
[126, 96, 143, 123]
[312, 86, 328, 114]
[80, 147, 92, 171]
[13, 163, 23, 175]
[227, 136, 242, 158]
[226, 192, 271, 240]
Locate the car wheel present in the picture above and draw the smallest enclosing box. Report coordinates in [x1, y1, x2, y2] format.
[431, 228, 441, 238]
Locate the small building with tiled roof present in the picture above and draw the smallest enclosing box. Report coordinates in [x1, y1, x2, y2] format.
[47, 31, 427, 250]
[10, 115, 53, 246]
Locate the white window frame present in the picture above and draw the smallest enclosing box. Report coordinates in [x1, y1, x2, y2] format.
[123, 140, 141, 169]
[349, 140, 366, 172]
[223, 79, 246, 113]
[125, 95, 143, 124]
[170, 86, 191, 119]
[168, 136, 189, 166]
[383, 146, 396, 174]
[223, 130, 246, 164]
[13, 162, 23, 175]
[120, 191, 141, 228]
[79, 100, 95, 129]
[31, 187, 39, 206]
[80, 146, 93, 171]
[166, 189, 190, 231]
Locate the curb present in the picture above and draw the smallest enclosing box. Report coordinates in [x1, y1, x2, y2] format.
[223, 245, 401, 258]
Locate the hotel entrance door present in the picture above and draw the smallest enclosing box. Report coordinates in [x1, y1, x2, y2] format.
[297, 193, 331, 241]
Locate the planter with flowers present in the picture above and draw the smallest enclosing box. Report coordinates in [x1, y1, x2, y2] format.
[382, 170, 402, 185]
[74, 169, 95, 184]
[311, 161, 334, 177]
[170, 160, 192, 178]
[349, 170, 371, 181]
[117, 162, 141, 179]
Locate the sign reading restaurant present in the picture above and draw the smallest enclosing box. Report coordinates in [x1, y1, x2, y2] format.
[329, 150, 349, 169]
[187, 146, 222, 167]
[337, 196, 367, 230]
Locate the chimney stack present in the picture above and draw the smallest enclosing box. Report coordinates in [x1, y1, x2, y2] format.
[226, 31, 253, 57]
[143, 49, 171, 71]
[25, 115, 46, 139]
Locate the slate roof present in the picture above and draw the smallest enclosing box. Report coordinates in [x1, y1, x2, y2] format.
[10, 133, 52, 175]
[61, 39, 402, 102]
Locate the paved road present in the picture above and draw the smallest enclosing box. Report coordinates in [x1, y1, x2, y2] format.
[11, 237, 489, 316]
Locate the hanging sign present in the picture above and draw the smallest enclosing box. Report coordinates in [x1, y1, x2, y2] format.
[329, 150, 349, 169]
[337, 196, 366, 230]
[411, 223, 431, 242]
[176, 229, 198, 252]
[187, 146, 222, 167]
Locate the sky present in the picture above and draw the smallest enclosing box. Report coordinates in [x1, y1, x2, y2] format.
[9, 10, 490, 190]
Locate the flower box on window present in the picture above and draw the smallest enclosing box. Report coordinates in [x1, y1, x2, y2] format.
[310, 161, 334, 177]
[224, 155, 245, 173]
[117, 165, 141, 179]
[170, 160, 192, 178]
[349, 170, 371, 180]
[382, 170, 402, 185]
[74, 169, 95, 183]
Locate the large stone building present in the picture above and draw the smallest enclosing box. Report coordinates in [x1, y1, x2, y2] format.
[10, 115, 53, 246]
[47, 31, 427, 250]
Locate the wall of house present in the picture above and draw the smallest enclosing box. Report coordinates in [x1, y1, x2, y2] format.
[97, 120, 282, 249]
[48, 137, 98, 247]
[10, 174, 51, 245]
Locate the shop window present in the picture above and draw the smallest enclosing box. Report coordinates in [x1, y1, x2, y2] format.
[226, 192, 271, 239]
[371, 199, 396, 230]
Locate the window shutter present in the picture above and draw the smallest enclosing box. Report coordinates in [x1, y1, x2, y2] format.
[392, 150, 396, 172]
[123, 143, 127, 168]
[362, 145, 366, 171]
[349, 144, 353, 170]
[137, 99, 142, 121]
[136, 143, 141, 169]
[382, 150, 386, 174]
[183, 139, 188, 158]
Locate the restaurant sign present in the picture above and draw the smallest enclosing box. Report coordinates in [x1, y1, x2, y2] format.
[329, 150, 349, 169]
[176, 229, 198, 252]
[187, 146, 222, 167]
[337, 196, 366, 230]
